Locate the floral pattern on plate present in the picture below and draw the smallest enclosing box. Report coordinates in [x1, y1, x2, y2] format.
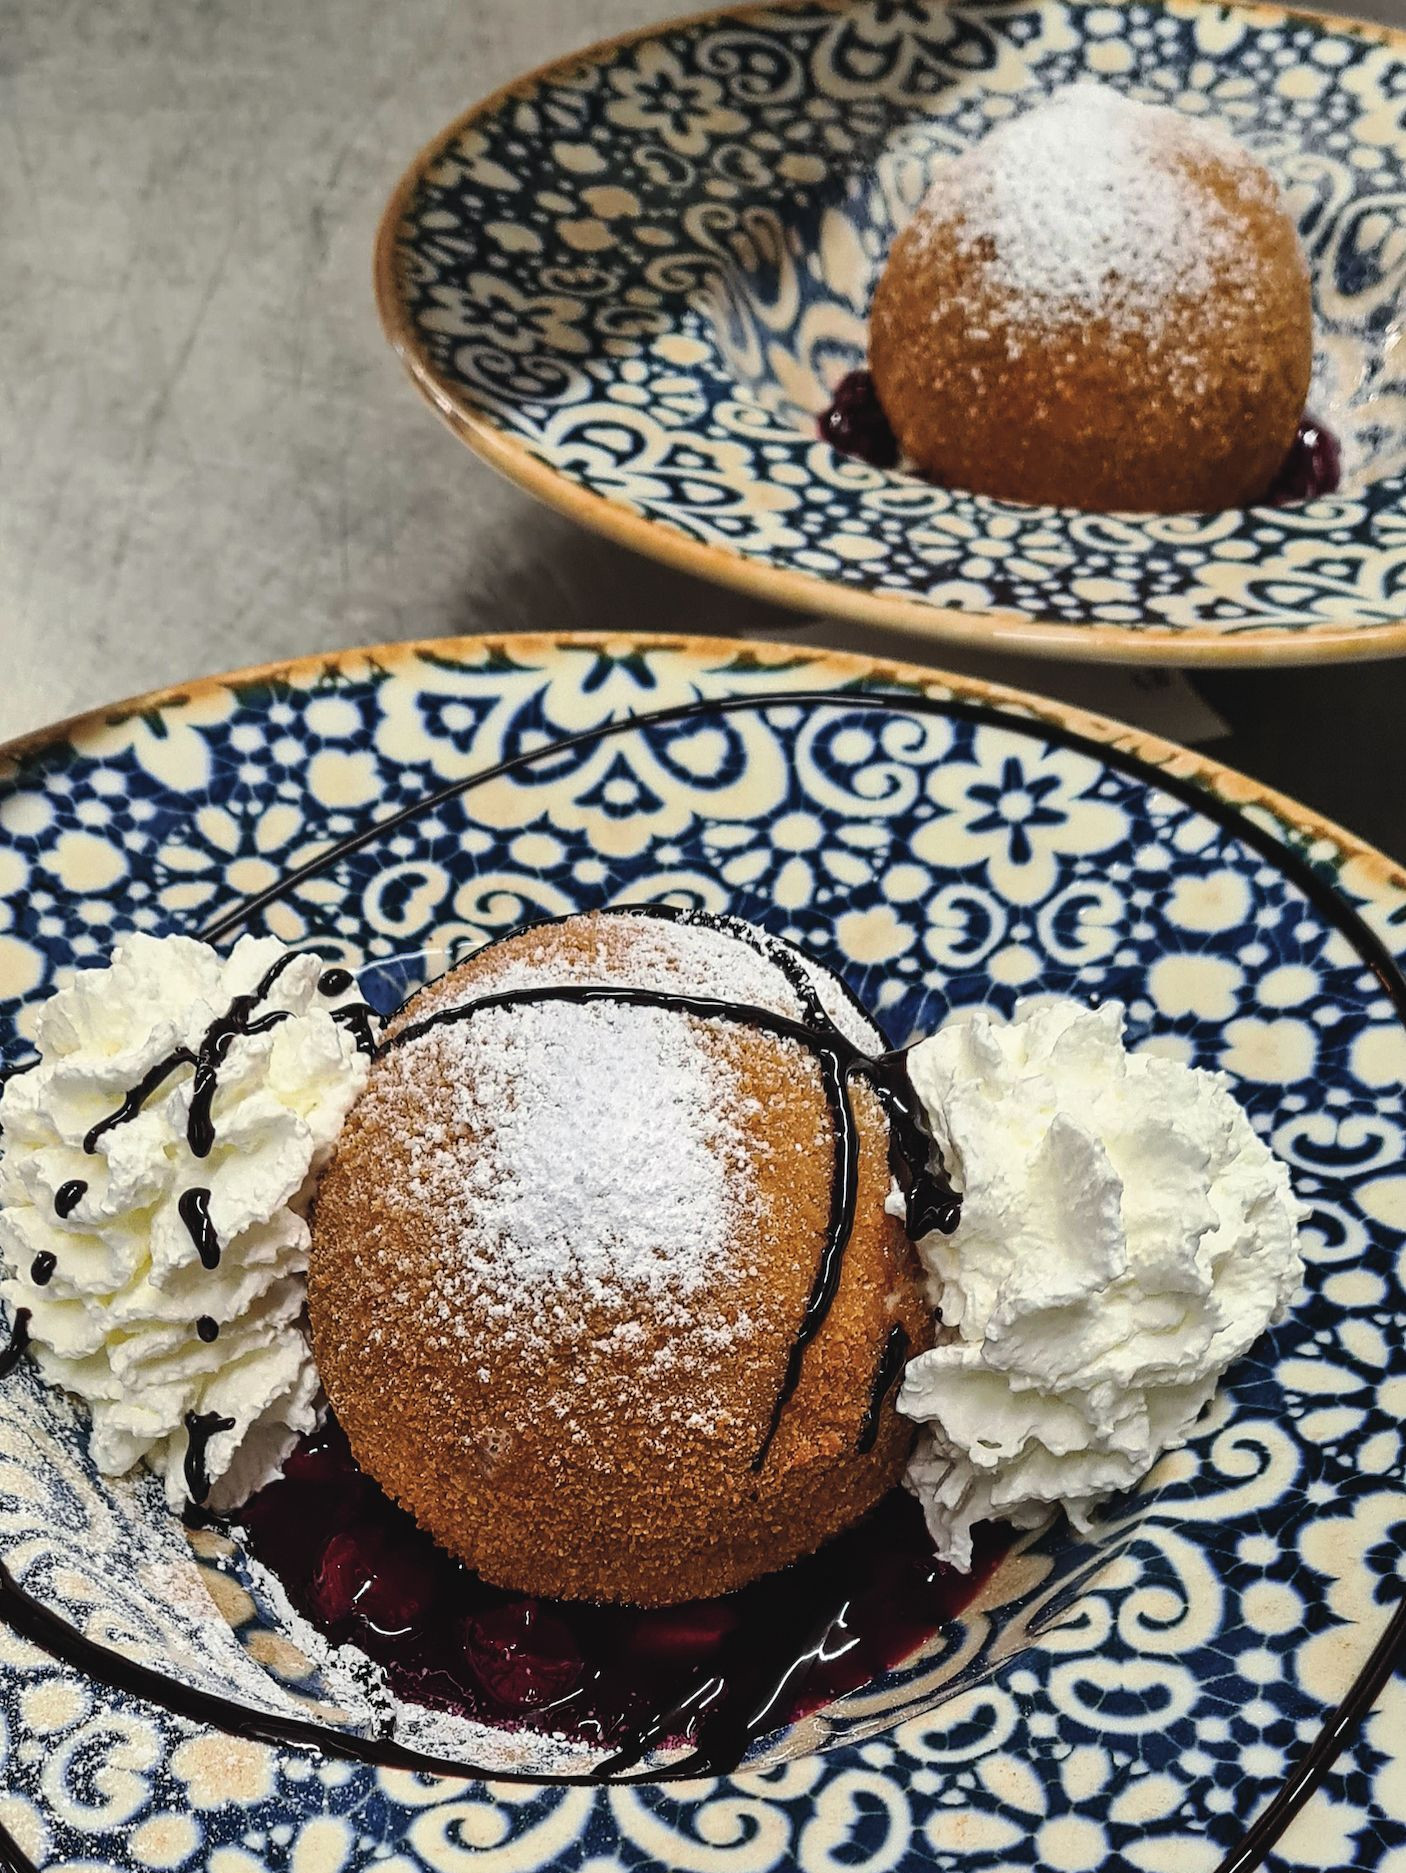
[0, 635, 1405, 1870]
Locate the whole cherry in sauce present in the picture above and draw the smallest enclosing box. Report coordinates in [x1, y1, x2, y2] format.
[1265, 413, 1341, 505]
[310, 1525, 440, 1634]
[460, 1600, 585, 1712]
[818, 369, 900, 469]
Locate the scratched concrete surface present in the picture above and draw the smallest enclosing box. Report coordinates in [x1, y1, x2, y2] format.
[2, 0, 1405, 860]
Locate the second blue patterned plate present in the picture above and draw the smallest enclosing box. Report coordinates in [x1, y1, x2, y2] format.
[376, 0, 1406, 666]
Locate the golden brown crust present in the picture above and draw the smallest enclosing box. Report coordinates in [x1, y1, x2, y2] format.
[869, 141, 1312, 514]
[308, 915, 931, 1605]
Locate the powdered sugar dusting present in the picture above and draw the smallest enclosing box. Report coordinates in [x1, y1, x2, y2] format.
[382, 999, 762, 1349]
[913, 85, 1282, 334]
[397, 913, 878, 1053]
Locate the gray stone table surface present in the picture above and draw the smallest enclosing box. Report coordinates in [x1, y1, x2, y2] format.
[3, 0, 1406, 859]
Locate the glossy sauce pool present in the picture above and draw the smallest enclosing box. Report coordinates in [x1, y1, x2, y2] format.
[237, 1417, 1005, 1775]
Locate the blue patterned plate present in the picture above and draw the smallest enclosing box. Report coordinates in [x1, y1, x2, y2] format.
[1, 633, 1405, 1872]
[375, 0, 1406, 667]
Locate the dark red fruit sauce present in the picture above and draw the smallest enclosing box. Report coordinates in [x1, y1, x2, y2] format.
[818, 368, 899, 468]
[817, 368, 1341, 505]
[1264, 413, 1342, 505]
[238, 1416, 1002, 1774]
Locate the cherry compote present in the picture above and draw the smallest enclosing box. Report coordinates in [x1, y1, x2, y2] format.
[237, 1416, 1004, 1772]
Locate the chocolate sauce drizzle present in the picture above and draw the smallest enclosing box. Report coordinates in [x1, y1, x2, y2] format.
[83, 1049, 195, 1154]
[0, 1308, 29, 1378]
[78, 954, 373, 1293]
[319, 965, 378, 1052]
[187, 954, 303, 1156]
[80, 950, 304, 1162]
[331, 1002, 377, 1055]
[857, 1324, 911, 1455]
[0, 686, 1401, 1831]
[595, 1561, 861, 1778]
[53, 1178, 86, 1219]
[384, 938, 960, 1471]
[862, 1050, 961, 1240]
[178, 1188, 221, 1270]
[183, 1409, 235, 1507]
[28, 1253, 55, 1289]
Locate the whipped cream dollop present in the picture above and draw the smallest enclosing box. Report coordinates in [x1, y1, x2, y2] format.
[893, 999, 1303, 1570]
[0, 934, 372, 1513]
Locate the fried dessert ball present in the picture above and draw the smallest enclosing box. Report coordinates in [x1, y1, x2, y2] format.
[869, 85, 1312, 513]
[308, 911, 931, 1606]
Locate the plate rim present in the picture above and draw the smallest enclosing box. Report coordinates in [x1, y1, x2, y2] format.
[4, 627, 1404, 891]
[370, 0, 1406, 671]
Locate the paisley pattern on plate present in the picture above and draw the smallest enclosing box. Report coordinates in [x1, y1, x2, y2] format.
[377, 0, 1406, 664]
[1, 634, 1406, 1871]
